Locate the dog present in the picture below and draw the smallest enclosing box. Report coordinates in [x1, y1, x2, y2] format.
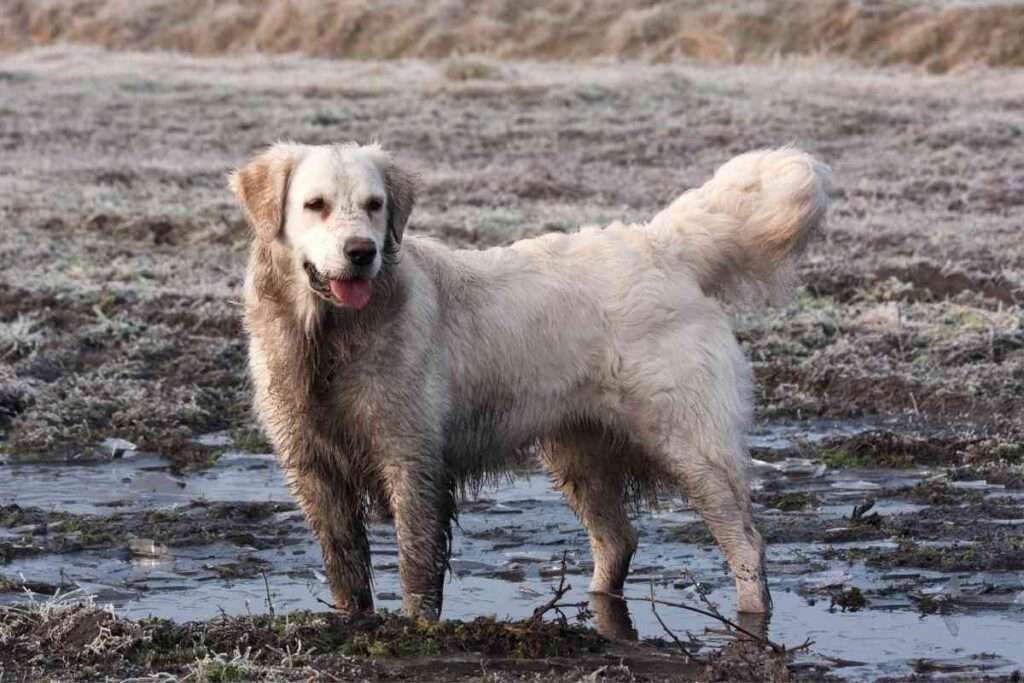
[229, 142, 830, 621]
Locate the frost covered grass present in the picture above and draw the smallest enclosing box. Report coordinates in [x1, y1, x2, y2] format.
[0, 48, 1021, 470]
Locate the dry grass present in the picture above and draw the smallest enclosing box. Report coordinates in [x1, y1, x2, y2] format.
[3, 1, 1024, 72]
[0, 46, 1022, 463]
[0, 592, 630, 682]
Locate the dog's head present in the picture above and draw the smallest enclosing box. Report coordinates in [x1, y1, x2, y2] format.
[229, 142, 416, 310]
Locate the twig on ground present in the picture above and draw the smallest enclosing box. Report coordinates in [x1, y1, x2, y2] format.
[648, 569, 784, 651]
[642, 594, 784, 653]
[534, 573, 813, 656]
[649, 581, 701, 662]
[315, 597, 337, 611]
[679, 569, 717, 614]
[790, 637, 815, 653]
[529, 551, 575, 627]
[262, 570, 275, 618]
[851, 499, 876, 522]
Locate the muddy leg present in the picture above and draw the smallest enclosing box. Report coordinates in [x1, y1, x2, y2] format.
[542, 430, 639, 639]
[543, 442, 639, 636]
[736, 610, 770, 639]
[542, 430, 639, 594]
[388, 466, 454, 621]
[589, 591, 638, 640]
[678, 457, 770, 613]
[288, 462, 373, 614]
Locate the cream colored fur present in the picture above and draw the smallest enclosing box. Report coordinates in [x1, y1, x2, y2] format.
[229, 143, 831, 623]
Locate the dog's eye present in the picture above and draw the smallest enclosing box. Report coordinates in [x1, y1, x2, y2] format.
[304, 197, 326, 212]
[365, 197, 383, 213]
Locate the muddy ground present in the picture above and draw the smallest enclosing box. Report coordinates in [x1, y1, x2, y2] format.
[0, 47, 1023, 681]
[2, 425, 1023, 681]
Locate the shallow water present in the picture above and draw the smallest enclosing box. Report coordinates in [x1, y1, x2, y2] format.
[2, 421, 1022, 681]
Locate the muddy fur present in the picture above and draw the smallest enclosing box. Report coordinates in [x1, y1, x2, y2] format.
[231, 142, 829, 619]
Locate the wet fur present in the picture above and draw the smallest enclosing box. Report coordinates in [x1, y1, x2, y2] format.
[230, 143, 831, 620]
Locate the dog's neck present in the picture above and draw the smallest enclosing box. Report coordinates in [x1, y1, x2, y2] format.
[243, 240, 403, 489]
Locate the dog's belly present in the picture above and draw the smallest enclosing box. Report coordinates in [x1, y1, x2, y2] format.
[442, 403, 535, 477]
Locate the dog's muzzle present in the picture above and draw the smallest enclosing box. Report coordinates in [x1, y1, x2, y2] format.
[304, 261, 372, 311]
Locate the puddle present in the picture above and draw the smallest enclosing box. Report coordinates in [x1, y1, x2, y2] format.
[748, 419, 874, 451]
[0, 451, 290, 514]
[2, 421, 1023, 681]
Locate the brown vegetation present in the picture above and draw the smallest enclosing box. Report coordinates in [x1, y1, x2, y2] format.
[3, 1, 1024, 72]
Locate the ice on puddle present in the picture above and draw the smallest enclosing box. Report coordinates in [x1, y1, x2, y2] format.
[129, 538, 169, 558]
[832, 480, 881, 491]
[101, 437, 137, 458]
[193, 431, 234, 447]
[804, 570, 851, 590]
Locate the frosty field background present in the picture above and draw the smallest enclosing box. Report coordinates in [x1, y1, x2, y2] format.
[1, 2, 1023, 681]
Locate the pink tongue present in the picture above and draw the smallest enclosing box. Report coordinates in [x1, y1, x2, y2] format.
[328, 278, 371, 310]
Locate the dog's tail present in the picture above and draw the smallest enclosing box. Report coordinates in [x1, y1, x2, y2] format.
[645, 147, 831, 305]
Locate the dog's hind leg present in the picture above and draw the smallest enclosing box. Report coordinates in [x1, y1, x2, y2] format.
[626, 326, 770, 613]
[542, 427, 639, 639]
[541, 427, 638, 595]
[640, 400, 770, 612]
[676, 448, 770, 613]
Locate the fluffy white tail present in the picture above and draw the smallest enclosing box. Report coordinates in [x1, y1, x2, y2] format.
[646, 148, 832, 304]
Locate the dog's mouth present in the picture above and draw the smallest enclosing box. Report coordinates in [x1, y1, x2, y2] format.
[304, 262, 372, 311]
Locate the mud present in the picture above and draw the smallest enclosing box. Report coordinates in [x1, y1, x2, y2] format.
[1, 424, 1022, 681]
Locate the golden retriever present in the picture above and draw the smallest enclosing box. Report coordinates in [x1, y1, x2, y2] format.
[229, 143, 830, 621]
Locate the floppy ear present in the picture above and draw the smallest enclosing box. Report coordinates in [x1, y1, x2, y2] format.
[382, 162, 417, 245]
[228, 145, 299, 243]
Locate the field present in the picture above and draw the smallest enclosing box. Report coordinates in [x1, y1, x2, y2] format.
[1, 7, 1024, 681]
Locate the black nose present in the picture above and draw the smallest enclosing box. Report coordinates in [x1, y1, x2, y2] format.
[344, 238, 378, 266]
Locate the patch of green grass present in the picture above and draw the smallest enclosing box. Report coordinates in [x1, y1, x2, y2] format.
[761, 492, 819, 511]
[58, 519, 82, 534]
[911, 592, 941, 615]
[818, 432, 937, 469]
[873, 540, 994, 573]
[796, 289, 837, 310]
[988, 441, 1024, 465]
[194, 660, 247, 682]
[821, 448, 871, 469]
[230, 426, 272, 454]
[901, 480, 984, 505]
[830, 586, 868, 612]
[343, 633, 409, 657]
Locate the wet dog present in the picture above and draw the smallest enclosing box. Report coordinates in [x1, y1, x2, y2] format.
[230, 143, 830, 620]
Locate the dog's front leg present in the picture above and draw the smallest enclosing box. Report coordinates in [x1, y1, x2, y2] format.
[289, 461, 374, 614]
[387, 465, 453, 621]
